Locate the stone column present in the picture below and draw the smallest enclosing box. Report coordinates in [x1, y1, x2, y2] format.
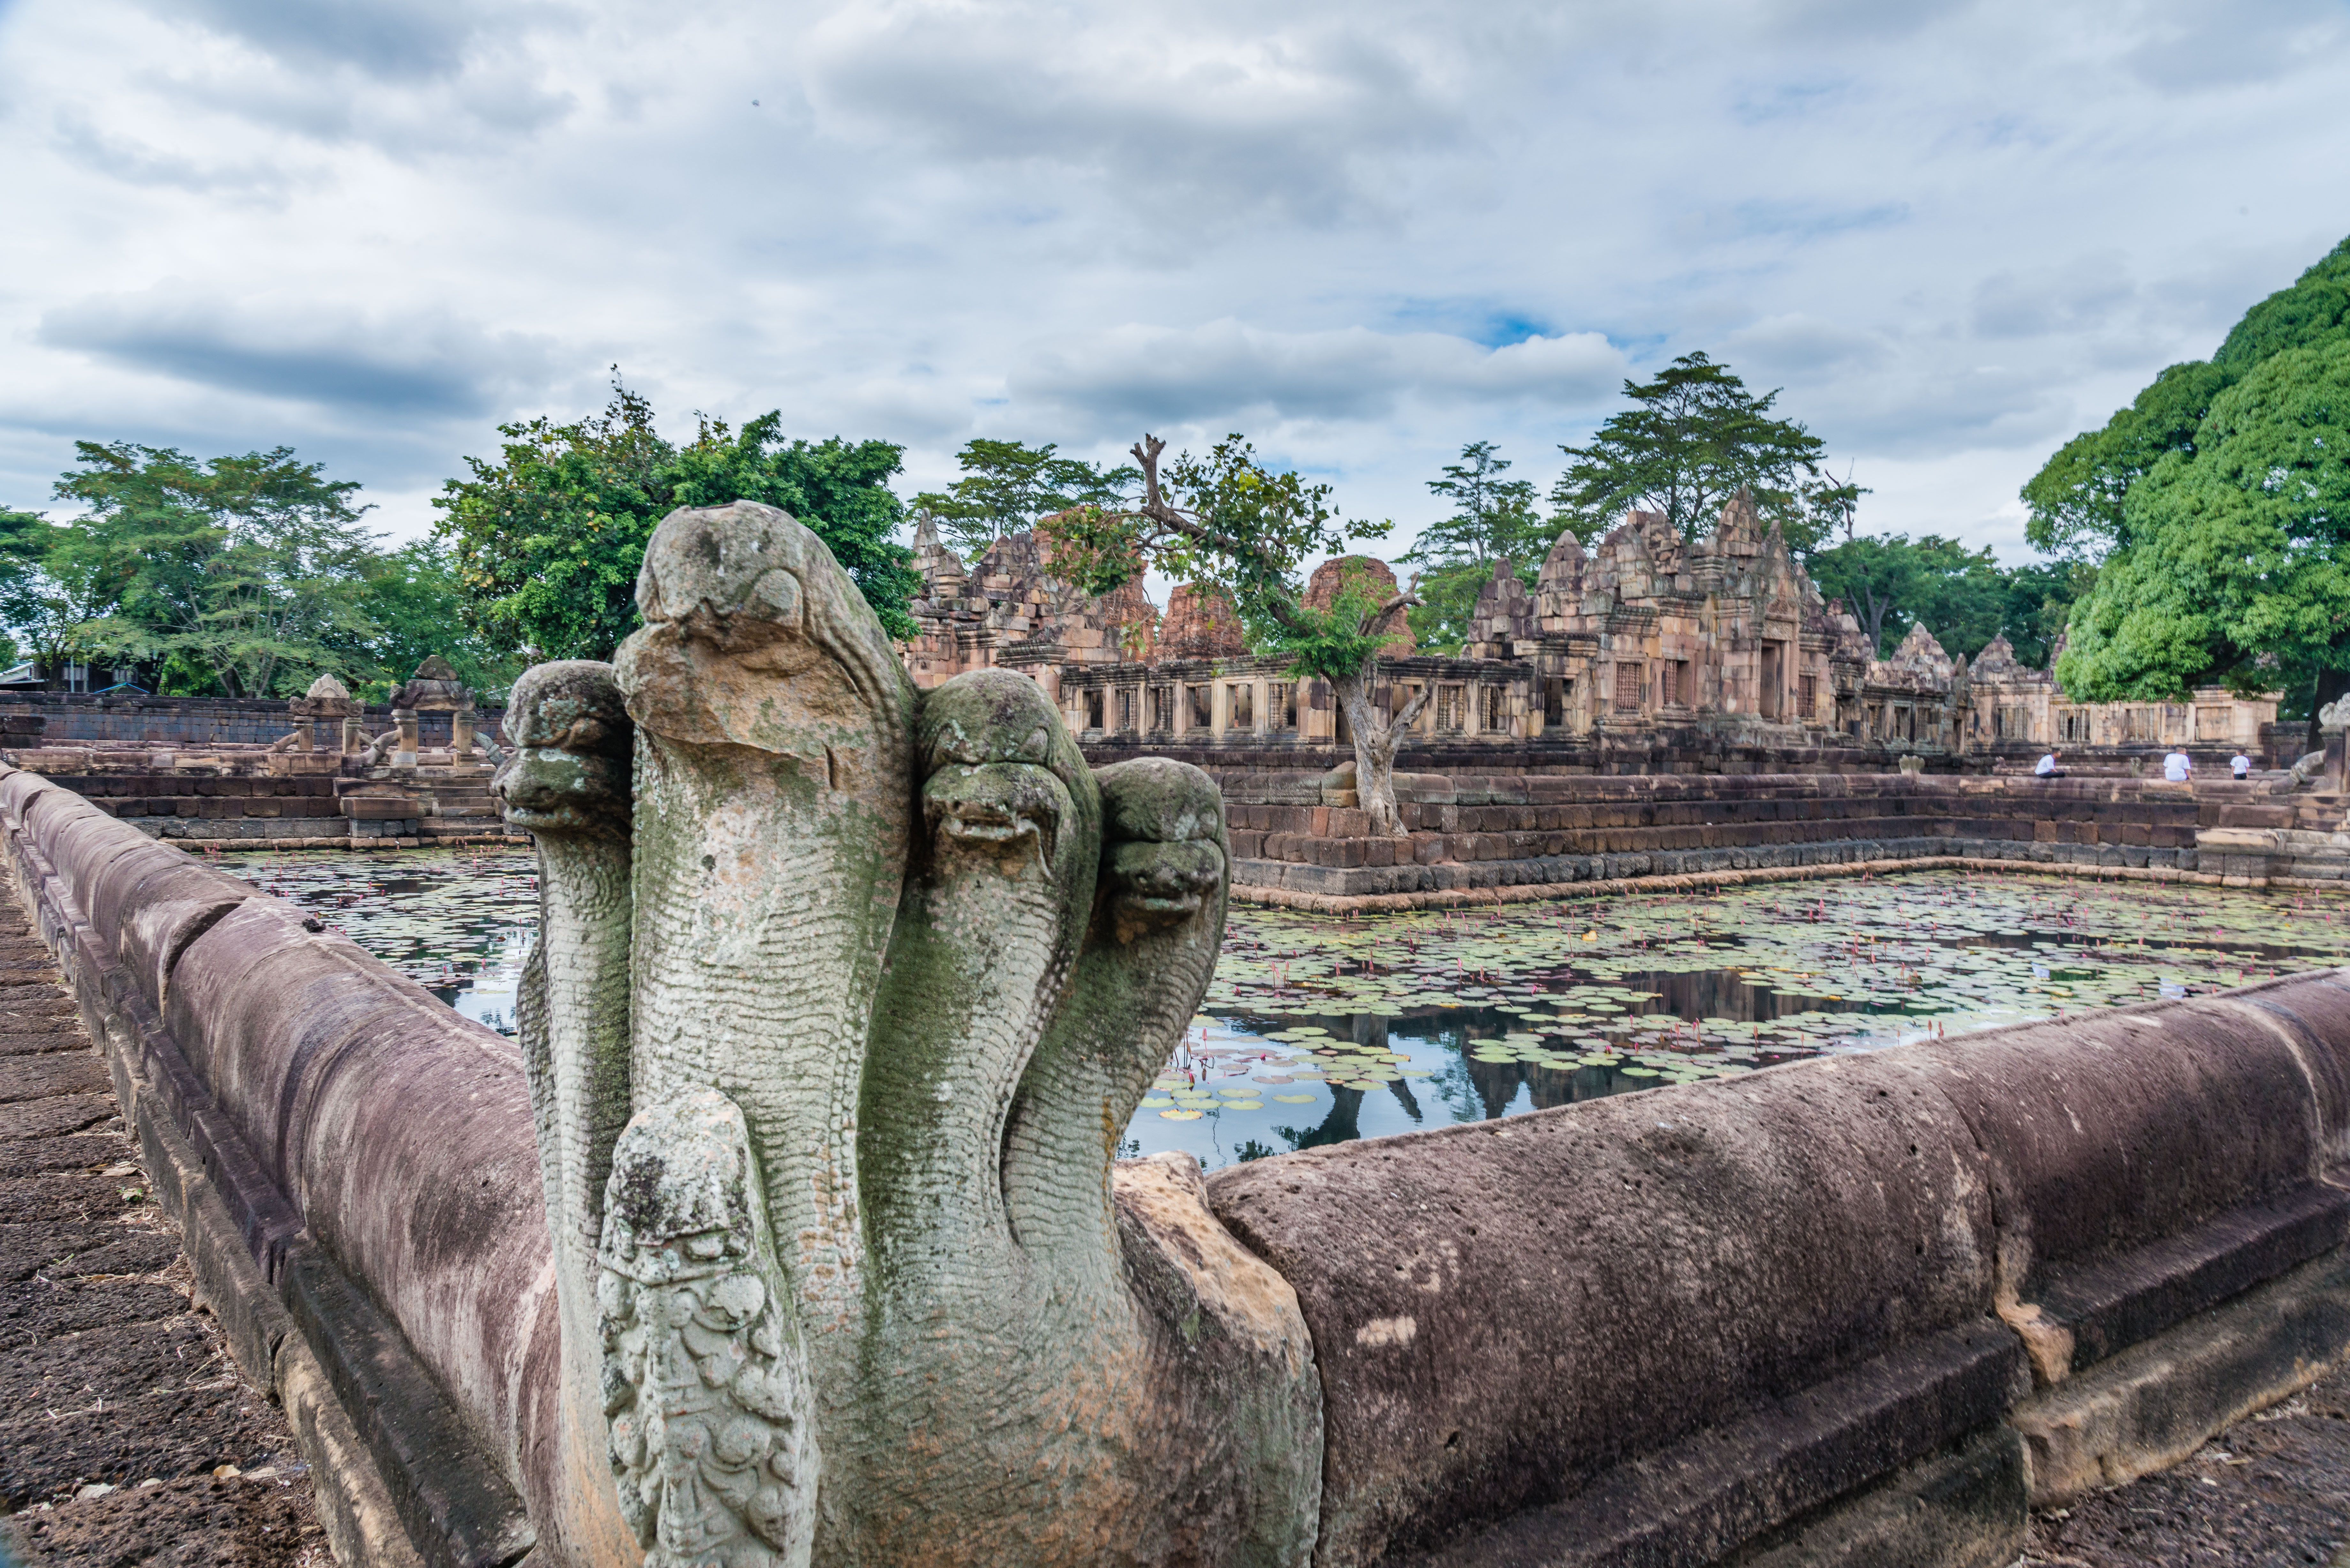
[290, 718, 313, 754]
[2321, 697, 2348, 795]
[342, 715, 366, 753]
[392, 708, 419, 767]
[453, 708, 476, 755]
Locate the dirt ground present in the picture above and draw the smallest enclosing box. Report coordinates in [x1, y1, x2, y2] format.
[0, 898, 327, 1568]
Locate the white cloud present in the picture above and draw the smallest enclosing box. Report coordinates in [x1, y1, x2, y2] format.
[39, 283, 561, 418]
[1013, 321, 1626, 427]
[0, 0, 2344, 564]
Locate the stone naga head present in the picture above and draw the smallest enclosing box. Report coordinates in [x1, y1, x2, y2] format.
[1096, 754, 1229, 946]
[492, 661, 634, 840]
[916, 669, 1095, 886]
[508, 506, 1319, 1568]
[616, 499, 910, 792]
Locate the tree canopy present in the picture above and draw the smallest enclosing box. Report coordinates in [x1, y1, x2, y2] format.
[1807, 531, 2081, 665]
[41, 442, 385, 698]
[1400, 441, 1550, 653]
[435, 382, 919, 661]
[0, 445, 521, 700]
[2026, 230, 2350, 714]
[2057, 337, 2350, 706]
[1550, 352, 1859, 553]
[910, 438, 1139, 561]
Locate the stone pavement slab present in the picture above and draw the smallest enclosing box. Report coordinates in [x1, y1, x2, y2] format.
[0, 899, 326, 1566]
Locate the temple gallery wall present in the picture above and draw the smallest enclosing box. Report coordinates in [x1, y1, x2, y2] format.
[6, 501, 2350, 1568]
[900, 496, 2286, 776]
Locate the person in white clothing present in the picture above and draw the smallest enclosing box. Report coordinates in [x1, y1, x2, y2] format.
[2035, 750, 2065, 778]
[2233, 751, 2253, 779]
[2163, 748, 2193, 783]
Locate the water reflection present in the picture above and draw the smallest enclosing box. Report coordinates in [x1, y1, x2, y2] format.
[226, 852, 2350, 1170]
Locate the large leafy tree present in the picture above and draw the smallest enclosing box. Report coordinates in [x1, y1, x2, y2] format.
[2057, 338, 2350, 711]
[1550, 352, 1859, 552]
[1039, 434, 1436, 836]
[1400, 441, 1551, 653]
[910, 438, 1140, 560]
[2026, 231, 2350, 726]
[45, 442, 382, 697]
[2020, 361, 2233, 560]
[0, 507, 58, 672]
[436, 383, 919, 661]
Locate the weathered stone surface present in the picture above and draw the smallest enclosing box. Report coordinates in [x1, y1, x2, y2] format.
[1208, 1051, 2000, 1563]
[600, 1090, 815, 1566]
[2012, 1248, 2350, 1503]
[1894, 999, 2327, 1381]
[1729, 1426, 2028, 1568]
[1159, 583, 1248, 660]
[156, 893, 570, 1559]
[493, 660, 640, 1568]
[615, 499, 919, 1367]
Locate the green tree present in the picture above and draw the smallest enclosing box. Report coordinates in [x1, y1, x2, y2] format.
[2023, 230, 2350, 730]
[436, 382, 919, 661]
[0, 507, 62, 675]
[1809, 532, 2015, 660]
[2021, 360, 2234, 559]
[1038, 434, 1437, 836]
[1994, 559, 2095, 672]
[2212, 233, 2350, 372]
[346, 540, 527, 703]
[910, 438, 1140, 560]
[1550, 352, 1859, 552]
[45, 442, 382, 697]
[1400, 441, 1550, 653]
[2057, 338, 2350, 714]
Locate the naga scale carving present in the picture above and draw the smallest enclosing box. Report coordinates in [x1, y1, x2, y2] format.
[497, 501, 1321, 1568]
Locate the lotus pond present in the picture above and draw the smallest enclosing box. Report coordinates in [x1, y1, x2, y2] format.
[225, 849, 2350, 1169]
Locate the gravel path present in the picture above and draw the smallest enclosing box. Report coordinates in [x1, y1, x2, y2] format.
[0, 892, 326, 1566]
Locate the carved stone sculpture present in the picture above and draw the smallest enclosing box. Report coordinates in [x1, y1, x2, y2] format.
[492, 660, 641, 1564]
[499, 501, 1320, 1568]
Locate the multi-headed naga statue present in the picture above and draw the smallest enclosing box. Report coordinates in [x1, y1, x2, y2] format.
[496, 501, 1321, 1567]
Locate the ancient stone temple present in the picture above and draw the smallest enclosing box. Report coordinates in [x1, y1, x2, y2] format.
[898, 511, 1156, 700]
[0, 656, 509, 848]
[896, 493, 2285, 775]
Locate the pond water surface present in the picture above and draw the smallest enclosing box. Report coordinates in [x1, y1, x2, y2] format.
[224, 848, 2350, 1169]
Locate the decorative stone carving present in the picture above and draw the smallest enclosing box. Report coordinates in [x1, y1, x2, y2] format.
[492, 660, 641, 1564]
[599, 1090, 817, 1567]
[287, 673, 355, 753]
[1159, 583, 1247, 660]
[393, 652, 472, 712]
[504, 500, 1321, 1567]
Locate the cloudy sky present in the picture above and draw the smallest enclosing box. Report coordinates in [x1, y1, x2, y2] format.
[3, 0, 2346, 565]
